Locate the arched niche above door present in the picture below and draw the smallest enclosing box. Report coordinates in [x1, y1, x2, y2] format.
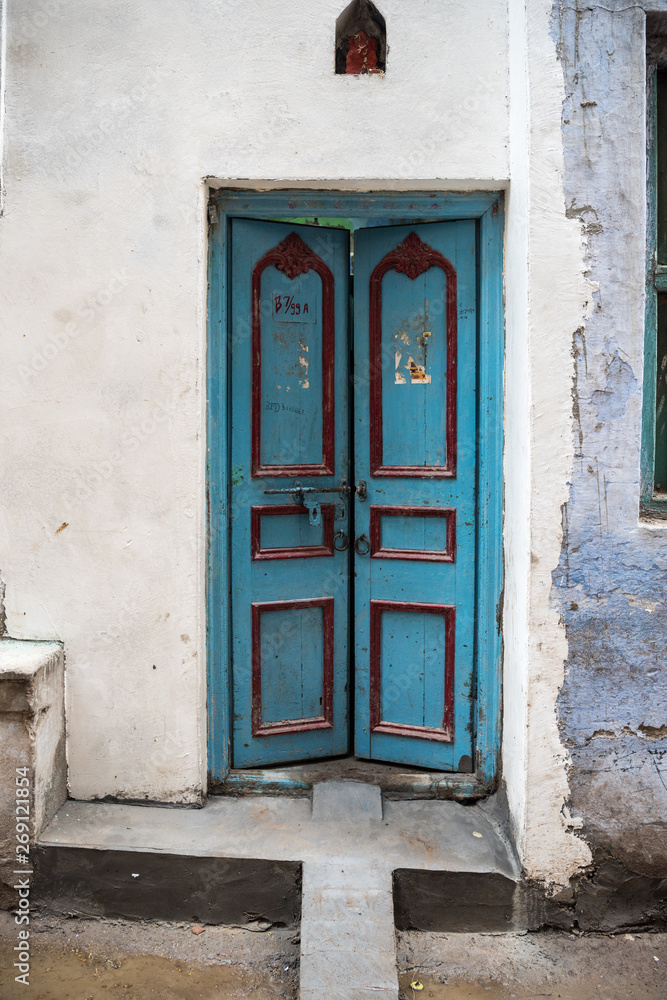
[335, 0, 386, 75]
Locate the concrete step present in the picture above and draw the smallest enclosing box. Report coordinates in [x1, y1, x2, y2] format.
[301, 782, 397, 998]
[300, 860, 397, 1000]
[36, 781, 520, 996]
[38, 784, 518, 876]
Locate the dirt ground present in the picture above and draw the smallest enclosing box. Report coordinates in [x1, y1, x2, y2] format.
[0, 911, 299, 999]
[397, 928, 667, 1000]
[1, 912, 666, 999]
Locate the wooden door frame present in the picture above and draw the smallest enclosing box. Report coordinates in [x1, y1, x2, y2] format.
[207, 189, 504, 799]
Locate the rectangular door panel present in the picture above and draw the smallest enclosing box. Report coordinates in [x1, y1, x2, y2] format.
[369, 505, 456, 562]
[252, 504, 336, 560]
[252, 598, 333, 736]
[353, 221, 477, 772]
[231, 220, 350, 767]
[370, 600, 454, 742]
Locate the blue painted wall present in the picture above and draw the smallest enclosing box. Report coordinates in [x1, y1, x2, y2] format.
[553, 3, 667, 880]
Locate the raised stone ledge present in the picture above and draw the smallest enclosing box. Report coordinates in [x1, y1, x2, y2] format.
[0, 639, 66, 909]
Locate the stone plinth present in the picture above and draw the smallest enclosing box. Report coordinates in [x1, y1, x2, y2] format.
[1, 640, 66, 908]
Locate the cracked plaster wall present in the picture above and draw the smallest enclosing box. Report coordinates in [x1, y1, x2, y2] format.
[503, 0, 597, 887]
[553, 0, 667, 883]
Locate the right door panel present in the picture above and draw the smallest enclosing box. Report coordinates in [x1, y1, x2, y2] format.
[353, 222, 478, 771]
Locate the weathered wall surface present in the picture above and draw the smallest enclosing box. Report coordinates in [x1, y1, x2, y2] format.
[553, 0, 667, 895]
[0, 640, 66, 909]
[504, 0, 595, 887]
[0, 1, 509, 803]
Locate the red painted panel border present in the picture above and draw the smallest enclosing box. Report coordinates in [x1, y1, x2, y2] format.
[369, 599, 455, 742]
[251, 504, 335, 560]
[369, 505, 456, 562]
[251, 597, 334, 737]
[251, 233, 335, 477]
[369, 232, 457, 478]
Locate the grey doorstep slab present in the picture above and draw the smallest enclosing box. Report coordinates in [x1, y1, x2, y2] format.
[300, 784, 398, 999]
[39, 786, 518, 877]
[300, 860, 397, 1000]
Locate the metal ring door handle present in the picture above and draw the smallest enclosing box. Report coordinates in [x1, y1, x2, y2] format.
[354, 534, 370, 555]
[333, 530, 349, 551]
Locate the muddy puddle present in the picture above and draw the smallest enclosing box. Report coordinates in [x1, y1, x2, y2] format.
[0, 942, 294, 1000]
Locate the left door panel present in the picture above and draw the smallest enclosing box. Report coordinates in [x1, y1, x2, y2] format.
[230, 220, 351, 767]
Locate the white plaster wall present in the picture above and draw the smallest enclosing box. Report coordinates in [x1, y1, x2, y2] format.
[0, 0, 6, 210]
[0, 1, 509, 803]
[505, 0, 593, 883]
[503, 0, 531, 864]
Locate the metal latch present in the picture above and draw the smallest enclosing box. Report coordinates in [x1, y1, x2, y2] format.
[264, 478, 351, 507]
[304, 500, 321, 527]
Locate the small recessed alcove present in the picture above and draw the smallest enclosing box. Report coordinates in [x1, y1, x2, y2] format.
[335, 0, 386, 75]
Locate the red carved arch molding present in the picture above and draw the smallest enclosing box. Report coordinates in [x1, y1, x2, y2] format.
[369, 232, 458, 478]
[252, 233, 336, 477]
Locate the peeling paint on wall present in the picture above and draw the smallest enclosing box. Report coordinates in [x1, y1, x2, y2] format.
[504, 0, 596, 886]
[553, 0, 667, 890]
[590, 348, 637, 423]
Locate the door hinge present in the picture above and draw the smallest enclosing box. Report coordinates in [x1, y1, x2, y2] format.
[208, 203, 219, 227]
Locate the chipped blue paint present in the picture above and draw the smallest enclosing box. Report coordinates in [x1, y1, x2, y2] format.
[553, 3, 667, 878]
[590, 350, 637, 423]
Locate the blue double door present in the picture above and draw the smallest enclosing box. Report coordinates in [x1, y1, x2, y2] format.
[230, 218, 477, 771]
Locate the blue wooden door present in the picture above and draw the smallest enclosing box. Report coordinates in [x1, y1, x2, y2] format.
[230, 218, 478, 772]
[230, 220, 351, 766]
[352, 223, 477, 771]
